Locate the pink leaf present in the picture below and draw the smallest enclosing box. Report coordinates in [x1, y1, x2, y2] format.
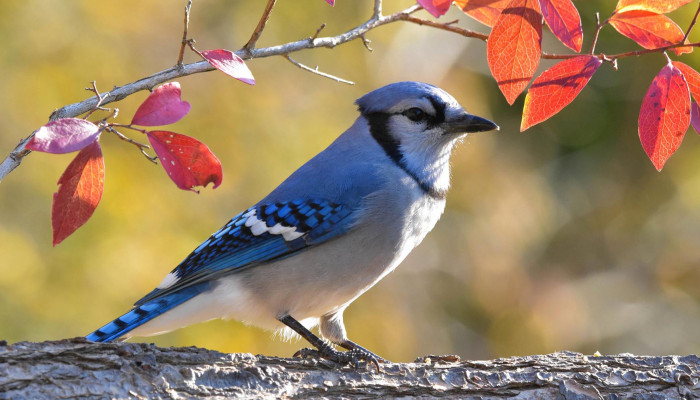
[147, 130, 223, 192]
[638, 62, 691, 171]
[201, 49, 256, 85]
[27, 118, 100, 154]
[691, 101, 700, 135]
[131, 82, 191, 126]
[417, 0, 452, 17]
[539, 0, 583, 52]
[52, 141, 104, 246]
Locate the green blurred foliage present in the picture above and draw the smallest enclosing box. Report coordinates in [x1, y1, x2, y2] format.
[1, 0, 699, 363]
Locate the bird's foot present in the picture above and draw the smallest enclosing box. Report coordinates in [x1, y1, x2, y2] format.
[294, 342, 381, 372]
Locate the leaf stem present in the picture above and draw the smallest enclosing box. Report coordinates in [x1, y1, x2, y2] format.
[106, 127, 157, 163]
[589, 13, 610, 55]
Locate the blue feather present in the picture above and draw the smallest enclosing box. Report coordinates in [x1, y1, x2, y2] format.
[86, 198, 354, 341]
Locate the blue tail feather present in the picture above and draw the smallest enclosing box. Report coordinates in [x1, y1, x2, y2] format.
[86, 283, 210, 342]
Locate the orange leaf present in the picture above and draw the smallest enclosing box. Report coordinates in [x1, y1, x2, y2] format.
[455, 0, 511, 27]
[521, 55, 602, 131]
[540, 0, 583, 52]
[672, 61, 700, 102]
[609, 10, 692, 56]
[638, 63, 691, 171]
[487, 0, 543, 105]
[52, 141, 104, 246]
[615, 0, 692, 14]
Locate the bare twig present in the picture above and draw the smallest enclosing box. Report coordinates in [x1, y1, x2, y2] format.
[372, 0, 382, 19]
[309, 23, 326, 41]
[402, 15, 489, 41]
[589, 13, 607, 54]
[683, 2, 700, 42]
[177, 0, 193, 65]
[360, 34, 373, 52]
[244, 0, 277, 53]
[283, 55, 354, 85]
[83, 81, 110, 120]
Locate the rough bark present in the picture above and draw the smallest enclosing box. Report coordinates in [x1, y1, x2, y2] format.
[1, 338, 698, 399]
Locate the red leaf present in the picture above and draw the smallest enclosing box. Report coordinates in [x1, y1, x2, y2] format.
[201, 49, 255, 85]
[638, 63, 691, 171]
[455, 0, 511, 27]
[521, 55, 602, 130]
[691, 101, 700, 135]
[609, 10, 692, 56]
[131, 82, 191, 127]
[325, 0, 335, 5]
[539, 0, 583, 52]
[147, 131, 222, 192]
[672, 61, 700, 102]
[615, 0, 692, 14]
[52, 141, 104, 246]
[417, 0, 452, 18]
[27, 118, 100, 154]
[487, 0, 543, 105]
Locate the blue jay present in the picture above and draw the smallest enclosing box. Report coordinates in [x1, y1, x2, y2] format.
[86, 81, 498, 367]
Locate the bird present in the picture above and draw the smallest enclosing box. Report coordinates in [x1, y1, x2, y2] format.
[86, 81, 498, 368]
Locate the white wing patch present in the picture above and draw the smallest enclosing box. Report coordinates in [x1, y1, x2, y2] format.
[157, 272, 179, 289]
[244, 210, 304, 241]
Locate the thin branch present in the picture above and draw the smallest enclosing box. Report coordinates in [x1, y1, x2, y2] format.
[589, 13, 605, 54]
[373, 0, 382, 19]
[244, 0, 277, 52]
[310, 23, 326, 41]
[177, 0, 193, 65]
[683, 2, 700, 42]
[83, 81, 110, 120]
[402, 15, 489, 41]
[283, 55, 354, 85]
[1, 4, 432, 183]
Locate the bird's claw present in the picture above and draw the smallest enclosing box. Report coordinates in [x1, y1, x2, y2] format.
[294, 346, 381, 372]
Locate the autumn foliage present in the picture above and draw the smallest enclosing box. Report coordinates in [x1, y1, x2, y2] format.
[27, 51, 254, 245]
[421, 0, 700, 172]
[23, 0, 700, 244]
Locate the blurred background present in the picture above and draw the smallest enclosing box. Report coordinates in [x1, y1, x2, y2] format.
[1, 0, 699, 363]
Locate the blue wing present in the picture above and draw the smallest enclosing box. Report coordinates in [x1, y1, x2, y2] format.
[86, 198, 354, 342]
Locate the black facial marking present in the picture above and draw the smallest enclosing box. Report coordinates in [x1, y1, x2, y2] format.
[364, 110, 446, 200]
[426, 96, 446, 125]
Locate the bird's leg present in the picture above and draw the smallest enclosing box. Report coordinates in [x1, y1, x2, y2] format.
[278, 314, 380, 371]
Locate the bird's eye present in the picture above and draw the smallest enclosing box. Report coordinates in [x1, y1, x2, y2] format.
[403, 107, 426, 122]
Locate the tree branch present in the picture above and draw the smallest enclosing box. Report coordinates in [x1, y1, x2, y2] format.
[283, 54, 354, 85]
[243, 0, 277, 52]
[0, 3, 429, 184]
[2, 339, 699, 398]
[176, 0, 193, 65]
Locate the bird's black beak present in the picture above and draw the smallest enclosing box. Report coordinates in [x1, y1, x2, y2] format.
[444, 112, 499, 135]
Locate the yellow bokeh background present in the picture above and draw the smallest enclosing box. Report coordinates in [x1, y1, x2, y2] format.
[1, 0, 699, 362]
